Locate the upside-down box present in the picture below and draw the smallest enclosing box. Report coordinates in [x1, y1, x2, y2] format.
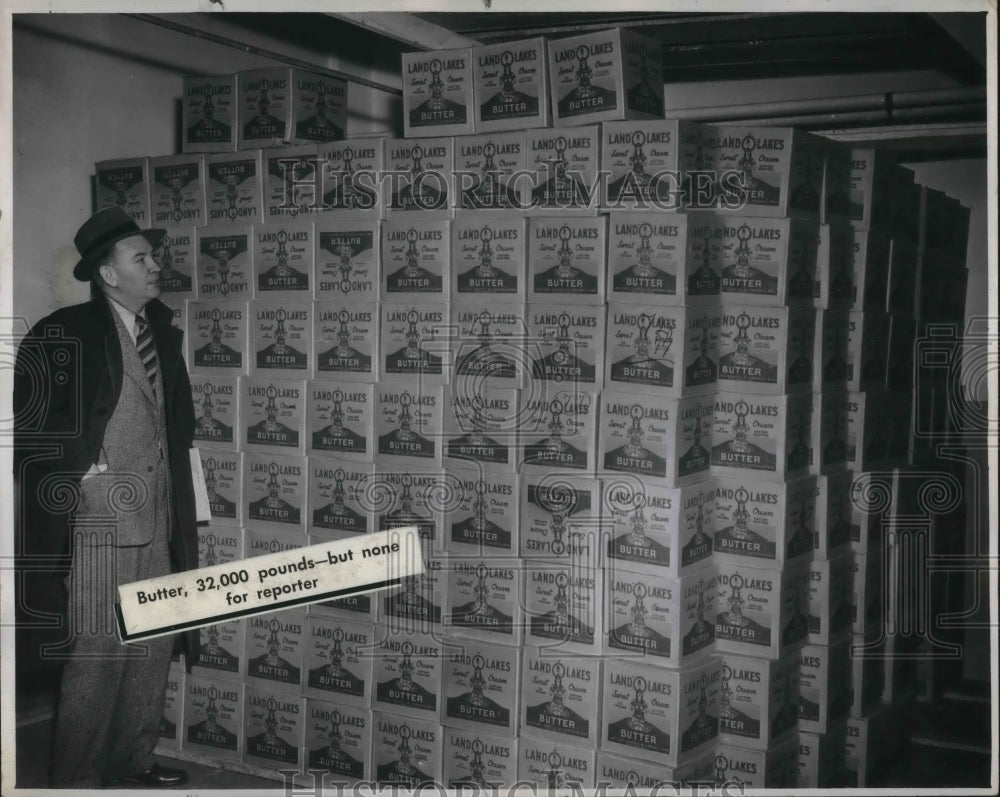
[206, 150, 264, 224]
[95, 156, 150, 227]
[519, 472, 602, 564]
[196, 225, 253, 300]
[149, 154, 207, 228]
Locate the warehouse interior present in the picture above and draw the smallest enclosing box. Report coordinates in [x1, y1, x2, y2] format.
[7, 7, 995, 792]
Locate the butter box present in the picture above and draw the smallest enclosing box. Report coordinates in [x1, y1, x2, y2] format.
[183, 74, 237, 153]
[238, 68, 294, 149]
[849, 635, 885, 717]
[517, 735, 596, 789]
[380, 217, 450, 302]
[243, 452, 307, 533]
[374, 382, 444, 467]
[444, 462, 519, 557]
[196, 225, 254, 300]
[845, 390, 888, 471]
[198, 450, 243, 527]
[245, 610, 306, 689]
[848, 470, 890, 555]
[371, 468, 447, 555]
[303, 699, 372, 783]
[378, 557, 446, 634]
[206, 150, 263, 224]
[821, 141, 852, 223]
[183, 674, 243, 760]
[715, 738, 800, 789]
[524, 125, 600, 214]
[379, 302, 450, 384]
[187, 300, 249, 375]
[191, 612, 245, 683]
[885, 313, 917, 390]
[307, 534, 378, 623]
[799, 636, 852, 733]
[308, 458, 375, 537]
[526, 302, 606, 389]
[808, 552, 855, 645]
[518, 388, 599, 473]
[604, 561, 719, 667]
[95, 156, 150, 227]
[441, 638, 521, 735]
[291, 70, 347, 144]
[887, 237, 918, 316]
[814, 222, 856, 308]
[600, 119, 699, 212]
[149, 154, 207, 228]
[451, 213, 527, 301]
[813, 471, 854, 559]
[197, 515, 243, 571]
[844, 704, 899, 786]
[454, 131, 528, 210]
[242, 685, 304, 770]
[606, 212, 691, 305]
[316, 137, 384, 215]
[600, 656, 720, 766]
[520, 472, 602, 563]
[307, 382, 375, 461]
[313, 300, 379, 382]
[845, 311, 889, 391]
[443, 386, 520, 472]
[849, 148, 895, 228]
[372, 711, 443, 788]
[599, 391, 714, 485]
[716, 561, 811, 660]
[444, 728, 519, 787]
[451, 302, 530, 388]
[718, 304, 815, 395]
[304, 615, 375, 707]
[153, 225, 197, 300]
[797, 722, 850, 787]
[717, 217, 819, 305]
[711, 391, 813, 483]
[243, 376, 307, 455]
[527, 216, 607, 304]
[548, 28, 664, 126]
[605, 302, 721, 397]
[384, 137, 454, 214]
[253, 221, 313, 296]
[718, 652, 801, 748]
[523, 560, 603, 654]
[402, 48, 475, 138]
[603, 476, 716, 578]
[683, 212, 725, 298]
[372, 625, 445, 720]
[809, 389, 850, 475]
[812, 308, 850, 390]
[262, 145, 323, 221]
[473, 37, 550, 132]
[851, 547, 884, 639]
[191, 374, 239, 451]
[520, 647, 601, 746]
[160, 664, 184, 748]
[596, 752, 682, 789]
[850, 226, 892, 310]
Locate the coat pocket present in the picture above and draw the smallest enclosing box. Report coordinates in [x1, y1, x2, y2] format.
[76, 471, 156, 547]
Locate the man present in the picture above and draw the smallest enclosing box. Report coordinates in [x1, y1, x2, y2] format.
[13, 206, 199, 788]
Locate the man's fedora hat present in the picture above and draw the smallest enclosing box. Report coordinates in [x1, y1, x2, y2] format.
[73, 206, 166, 281]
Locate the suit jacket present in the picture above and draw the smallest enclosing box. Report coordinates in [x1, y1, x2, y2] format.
[13, 294, 200, 668]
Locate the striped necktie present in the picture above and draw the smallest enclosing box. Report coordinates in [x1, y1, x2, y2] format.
[135, 314, 159, 392]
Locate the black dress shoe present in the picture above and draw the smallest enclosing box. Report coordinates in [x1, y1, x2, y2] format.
[118, 764, 189, 787]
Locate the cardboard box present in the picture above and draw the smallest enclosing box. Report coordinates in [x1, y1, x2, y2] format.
[242, 685, 304, 770]
[244, 610, 306, 688]
[444, 729, 519, 787]
[711, 391, 813, 482]
[152, 225, 197, 300]
[814, 223, 856, 309]
[159, 664, 184, 748]
[683, 213, 725, 298]
[262, 145, 323, 221]
[850, 226, 892, 310]
[162, 296, 187, 337]
[191, 375, 239, 451]
[243, 376, 307, 454]
[520, 472, 602, 563]
[372, 711, 443, 788]
[851, 547, 884, 639]
[303, 699, 372, 783]
[605, 303, 721, 397]
[518, 389, 599, 474]
[189, 585, 244, 677]
[716, 561, 811, 659]
[205, 150, 264, 224]
[715, 738, 800, 788]
[606, 212, 692, 305]
[886, 236, 918, 316]
[520, 647, 601, 745]
[797, 723, 850, 787]
[517, 735, 596, 788]
[845, 390, 888, 471]
[451, 213, 527, 301]
[474, 37, 550, 132]
[303, 616, 374, 707]
[814, 471, 854, 560]
[441, 638, 521, 735]
[378, 556, 446, 634]
[243, 452, 307, 533]
[809, 389, 849, 475]
[183, 74, 237, 153]
[812, 308, 850, 391]
[183, 674, 243, 760]
[312, 300, 379, 382]
[196, 524, 243, 570]
[713, 476, 816, 568]
[548, 28, 664, 126]
[443, 558, 526, 646]
[716, 217, 819, 305]
[604, 561, 719, 667]
[603, 476, 716, 578]
[524, 125, 600, 214]
[454, 132, 527, 210]
[308, 459, 375, 536]
[372, 468, 447, 554]
[845, 311, 888, 391]
[718, 305, 815, 395]
[187, 300, 249, 375]
[379, 302, 450, 383]
[451, 303, 529, 388]
[381, 217, 450, 302]
[890, 165, 921, 243]
[443, 387, 520, 473]
[384, 137, 455, 213]
[149, 154, 207, 227]
[808, 552, 855, 645]
[444, 462, 519, 557]
[886, 313, 916, 390]
[718, 652, 800, 749]
[600, 656, 720, 766]
[291, 70, 347, 144]
[596, 752, 682, 789]
[307, 383, 375, 461]
[315, 138, 384, 216]
[844, 704, 900, 786]
[372, 626, 444, 720]
[524, 560, 603, 654]
[848, 470, 890, 555]
[821, 140, 852, 223]
[402, 48, 475, 138]
[197, 450, 243, 527]
[196, 225, 254, 299]
[94, 156, 151, 227]
[849, 635, 885, 717]
[599, 391, 714, 485]
[526, 217, 607, 305]
[374, 382, 444, 467]
[848, 148, 895, 228]
[238, 68, 294, 149]
[253, 221, 314, 295]
[799, 636, 852, 733]
[307, 535, 378, 622]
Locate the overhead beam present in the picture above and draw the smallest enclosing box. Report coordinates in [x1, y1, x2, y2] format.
[326, 12, 479, 51]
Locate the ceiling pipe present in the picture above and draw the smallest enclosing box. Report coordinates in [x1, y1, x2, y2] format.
[720, 102, 986, 130]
